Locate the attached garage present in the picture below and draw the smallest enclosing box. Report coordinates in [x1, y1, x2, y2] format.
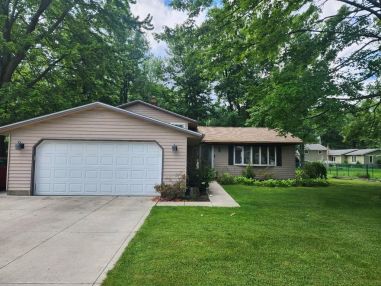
[0, 102, 202, 196]
[34, 140, 162, 196]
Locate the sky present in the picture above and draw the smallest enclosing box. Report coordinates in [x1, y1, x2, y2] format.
[131, 0, 344, 57]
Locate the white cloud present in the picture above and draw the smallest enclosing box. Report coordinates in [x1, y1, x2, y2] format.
[131, 0, 207, 57]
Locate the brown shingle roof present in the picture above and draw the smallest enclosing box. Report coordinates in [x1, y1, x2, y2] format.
[198, 126, 302, 144]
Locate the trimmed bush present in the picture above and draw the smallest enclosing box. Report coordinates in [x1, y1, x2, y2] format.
[217, 173, 235, 185]
[155, 175, 187, 200]
[302, 162, 327, 179]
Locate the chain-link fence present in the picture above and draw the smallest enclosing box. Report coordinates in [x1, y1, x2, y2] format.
[327, 164, 381, 179]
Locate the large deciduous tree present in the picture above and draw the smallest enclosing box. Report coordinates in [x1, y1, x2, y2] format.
[158, 23, 212, 122]
[168, 0, 381, 142]
[0, 0, 153, 124]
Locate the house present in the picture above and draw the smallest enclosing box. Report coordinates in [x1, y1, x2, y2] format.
[345, 149, 381, 165]
[328, 149, 358, 164]
[0, 100, 301, 196]
[304, 144, 328, 162]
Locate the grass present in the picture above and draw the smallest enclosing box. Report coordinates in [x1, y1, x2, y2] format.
[103, 179, 381, 286]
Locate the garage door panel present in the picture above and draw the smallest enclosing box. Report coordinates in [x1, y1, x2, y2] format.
[35, 140, 162, 196]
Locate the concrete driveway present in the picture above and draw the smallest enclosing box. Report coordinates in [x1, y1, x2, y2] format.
[0, 195, 156, 286]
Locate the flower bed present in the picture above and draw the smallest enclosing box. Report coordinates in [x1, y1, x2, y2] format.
[217, 173, 329, 187]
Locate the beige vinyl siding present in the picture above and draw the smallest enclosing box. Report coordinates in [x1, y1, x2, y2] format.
[365, 151, 381, 164]
[123, 103, 189, 128]
[347, 155, 363, 164]
[330, 155, 346, 164]
[213, 144, 296, 179]
[7, 107, 187, 195]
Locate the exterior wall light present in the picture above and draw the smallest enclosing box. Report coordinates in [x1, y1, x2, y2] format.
[172, 144, 178, 152]
[15, 141, 24, 150]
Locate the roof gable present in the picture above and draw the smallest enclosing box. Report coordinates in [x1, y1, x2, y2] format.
[305, 144, 327, 151]
[118, 100, 197, 124]
[0, 102, 202, 138]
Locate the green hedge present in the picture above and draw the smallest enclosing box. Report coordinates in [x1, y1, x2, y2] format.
[217, 173, 329, 187]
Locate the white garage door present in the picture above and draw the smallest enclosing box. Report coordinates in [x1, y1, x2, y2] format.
[34, 140, 162, 196]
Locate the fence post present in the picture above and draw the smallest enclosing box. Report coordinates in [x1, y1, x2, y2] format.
[336, 165, 338, 177]
[366, 164, 369, 178]
[347, 164, 349, 177]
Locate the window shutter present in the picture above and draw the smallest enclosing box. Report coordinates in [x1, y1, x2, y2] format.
[228, 145, 234, 165]
[276, 146, 282, 166]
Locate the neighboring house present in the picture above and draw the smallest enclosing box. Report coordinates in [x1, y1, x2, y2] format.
[328, 149, 358, 164]
[344, 149, 381, 165]
[0, 100, 301, 196]
[304, 144, 328, 162]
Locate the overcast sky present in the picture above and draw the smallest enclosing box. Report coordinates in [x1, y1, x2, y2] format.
[131, 0, 344, 57]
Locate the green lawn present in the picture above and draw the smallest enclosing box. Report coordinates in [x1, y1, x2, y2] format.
[103, 180, 381, 286]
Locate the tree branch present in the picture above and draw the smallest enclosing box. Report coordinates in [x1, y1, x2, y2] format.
[26, 55, 66, 88]
[337, 0, 381, 19]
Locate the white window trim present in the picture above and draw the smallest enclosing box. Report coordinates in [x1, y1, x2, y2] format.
[234, 145, 277, 167]
[351, 156, 356, 163]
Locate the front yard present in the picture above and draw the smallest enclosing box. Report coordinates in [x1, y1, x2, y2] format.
[103, 179, 381, 286]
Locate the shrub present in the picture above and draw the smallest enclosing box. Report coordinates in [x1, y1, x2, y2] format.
[258, 169, 274, 180]
[219, 175, 329, 187]
[199, 166, 216, 185]
[295, 168, 307, 180]
[242, 165, 255, 179]
[234, 176, 256, 185]
[155, 175, 186, 200]
[302, 162, 327, 179]
[217, 173, 235, 185]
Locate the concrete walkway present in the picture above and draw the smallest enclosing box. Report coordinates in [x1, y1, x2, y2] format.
[0, 196, 155, 286]
[156, 181, 239, 207]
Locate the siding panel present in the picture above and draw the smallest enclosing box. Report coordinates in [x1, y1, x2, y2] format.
[124, 104, 189, 128]
[8, 108, 188, 195]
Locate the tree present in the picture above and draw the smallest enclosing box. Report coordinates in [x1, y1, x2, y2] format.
[0, 0, 154, 125]
[158, 23, 212, 122]
[342, 100, 381, 148]
[168, 0, 381, 142]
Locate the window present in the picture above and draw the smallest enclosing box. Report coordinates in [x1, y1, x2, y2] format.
[318, 150, 322, 154]
[332, 156, 336, 162]
[369, 156, 373, 164]
[253, 146, 260, 164]
[244, 146, 251, 164]
[234, 145, 277, 166]
[234, 146, 251, 165]
[269, 146, 276, 165]
[171, 123, 186, 128]
[234, 146, 243, 164]
[261, 146, 268, 165]
[304, 150, 309, 154]
[351, 156, 356, 163]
